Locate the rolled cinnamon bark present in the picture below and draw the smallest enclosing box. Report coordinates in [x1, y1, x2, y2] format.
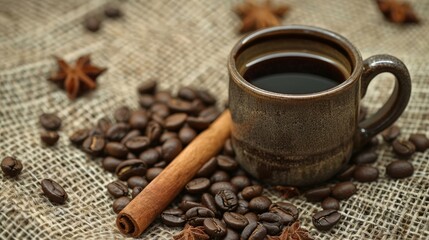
[116, 110, 232, 237]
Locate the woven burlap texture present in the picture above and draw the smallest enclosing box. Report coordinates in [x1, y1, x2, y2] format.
[1, 0, 428, 239]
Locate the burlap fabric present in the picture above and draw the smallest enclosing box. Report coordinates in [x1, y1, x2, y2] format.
[1, 0, 428, 239]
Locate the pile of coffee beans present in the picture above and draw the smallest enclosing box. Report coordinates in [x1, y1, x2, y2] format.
[39, 113, 61, 146]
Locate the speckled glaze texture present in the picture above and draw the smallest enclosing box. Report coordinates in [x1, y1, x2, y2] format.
[228, 26, 411, 186]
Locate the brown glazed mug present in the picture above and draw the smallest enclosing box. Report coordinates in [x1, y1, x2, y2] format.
[228, 25, 411, 186]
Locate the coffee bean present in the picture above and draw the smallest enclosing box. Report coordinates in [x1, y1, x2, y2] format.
[88, 127, 104, 137]
[161, 208, 186, 227]
[139, 148, 160, 166]
[155, 91, 172, 104]
[127, 176, 148, 189]
[331, 181, 357, 200]
[353, 150, 378, 164]
[82, 135, 106, 156]
[186, 206, 215, 226]
[244, 212, 258, 225]
[97, 117, 112, 134]
[178, 86, 197, 101]
[215, 189, 238, 211]
[224, 228, 240, 240]
[41, 131, 59, 146]
[409, 133, 429, 152]
[145, 167, 163, 181]
[196, 90, 216, 105]
[187, 116, 211, 130]
[249, 196, 271, 213]
[165, 113, 188, 131]
[132, 186, 143, 198]
[1, 156, 23, 177]
[178, 127, 197, 145]
[216, 155, 238, 172]
[241, 222, 267, 240]
[236, 199, 249, 214]
[269, 202, 298, 224]
[223, 212, 248, 230]
[168, 99, 194, 113]
[101, 157, 122, 172]
[196, 158, 218, 178]
[201, 193, 219, 216]
[210, 182, 237, 195]
[125, 136, 150, 153]
[321, 197, 340, 210]
[106, 123, 130, 141]
[120, 130, 140, 144]
[153, 161, 167, 168]
[114, 106, 131, 123]
[41, 179, 67, 204]
[113, 196, 130, 213]
[137, 80, 157, 95]
[139, 94, 155, 108]
[210, 170, 230, 183]
[304, 186, 331, 202]
[104, 5, 122, 18]
[336, 165, 356, 181]
[382, 125, 400, 142]
[186, 178, 211, 194]
[162, 138, 182, 162]
[223, 138, 235, 157]
[107, 181, 128, 198]
[84, 16, 101, 32]
[258, 212, 283, 235]
[151, 103, 170, 118]
[392, 139, 416, 158]
[386, 160, 414, 179]
[231, 175, 251, 191]
[204, 218, 227, 238]
[129, 110, 148, 130]
[353, 165, 379, 182]
[146, 121, 163, 142]
[199, 107, 220, 122]
[312, 209, 341, 231]
[116, 159, 147, 181]
[39, 113, 61, 131]
[241, 185, 263, 201]
[160, 132, 178, 143]
[179, 200, 203, 212]
[69, 129, 89, 146]
[191, 99, 205, 114]
[105, 142, 128, 159]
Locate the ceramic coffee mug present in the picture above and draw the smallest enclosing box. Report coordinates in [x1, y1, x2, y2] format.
[228, 25, 411, 186]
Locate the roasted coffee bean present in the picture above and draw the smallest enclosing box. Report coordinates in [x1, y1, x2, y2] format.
[409, 133, 429, 152]
[84, 16, 101, 32]
[146, 167, 163, 181]
[40, 131, 59, 146]
[199, 107, 220, 122]
[139, 148, 160, 166]
[201, 193, 219, 215]
[105, 142, 128, 159]
[353, 165, 379, 182]
[82, 135, 106, 156]
[179, 200, 203, 212]
[312, 209, 341, 231]
[321, 197, 340, 210]
[69, 129, 89, 145]
[178, 127, 197, 145]
[127, 176, 148, 189]
[120, 130, 141, 144]
[182, 194, 199, 202]
[88, 127, 104, 137]
[165, 113, 188, 131]
[304, 186, 331, 202]
[241, 185, 263, 200]
[155, 91, 172, 104]
[382, 125, 400, 142]
[223, 138, 235, 157]
[223, 212, 248, 230]
[249, 196, 271, 213]
[132, 186, 143, 198]
[204, 218, 227, 238]
[106, 123, 130, 141]
[236, 199, 249, 214]
[392, 139, 416, 158]
[41, 179, 67, 204]
[241, 222, 267, 240]
[386, 160, 414, 179]
[125, 136, 150, 153]
[210, 182, 237, 195]
[1, 156, 23, 177]
[161, 208, 186, 227]
[40, 113, 61, 130]
[129, 110, 148, 130]
[231, 175, 251, 191]
[151, 103, 170, 118]
[97, 117, 112, 134]
[244, 212, 258, 225]
[272, 186, 300, 199]
[139, 94, 155, 108]
[186, 206, 215, 226]
[104, 5, 122, 18]
[186, 116, 211, 130]
[258, 212, 283, 235]
[331, 181, 357, 200]
[336, 165, 356, 181]
[116, 159, 147, 181]
[113, 196, 130, 213]
[353, 150, 378, 164]
[146, 121, 163, 142]
[160, 132, 178, 143]
[215, 189, 238, 211]
[107, 181, 128, 198]
[162, 138, 182, 162]
[186, 178, 211, 194]
[196, 90, 216, 105]
[153, 160, 167, 168]
[210, 170, 230, 183]
[191, 99, 205, 114]
[101, 157, 122, 172]
[216, 155, 238, 171]
[114, 106, 131, 123]
[269, 202, 298, 224]
[137, 80, 157, 95]
[224, 228, 240, 240]
[168, 99, 194, 113]
[178, 86, 197, 101]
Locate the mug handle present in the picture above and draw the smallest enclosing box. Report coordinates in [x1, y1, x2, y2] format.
[355, 54, 412, 149]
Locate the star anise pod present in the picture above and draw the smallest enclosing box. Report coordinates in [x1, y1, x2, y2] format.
[49, 55, 107, 99]
[234, 0, 290, 33]
[172, 224, 210, 240]
[376, 0, 419, 24]
[272, 221, 313, 240]
[273, 186, 301, 199]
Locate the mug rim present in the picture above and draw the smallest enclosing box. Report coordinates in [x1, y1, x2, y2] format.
[228, 25, 363, 100]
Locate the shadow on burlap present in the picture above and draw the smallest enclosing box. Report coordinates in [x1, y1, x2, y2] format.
[0, 0, 428, 239]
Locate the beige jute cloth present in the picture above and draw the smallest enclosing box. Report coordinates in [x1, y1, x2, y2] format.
[0, 0, 428, 239]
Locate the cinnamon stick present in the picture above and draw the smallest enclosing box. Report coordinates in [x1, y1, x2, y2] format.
[116, 110, 232, 237]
